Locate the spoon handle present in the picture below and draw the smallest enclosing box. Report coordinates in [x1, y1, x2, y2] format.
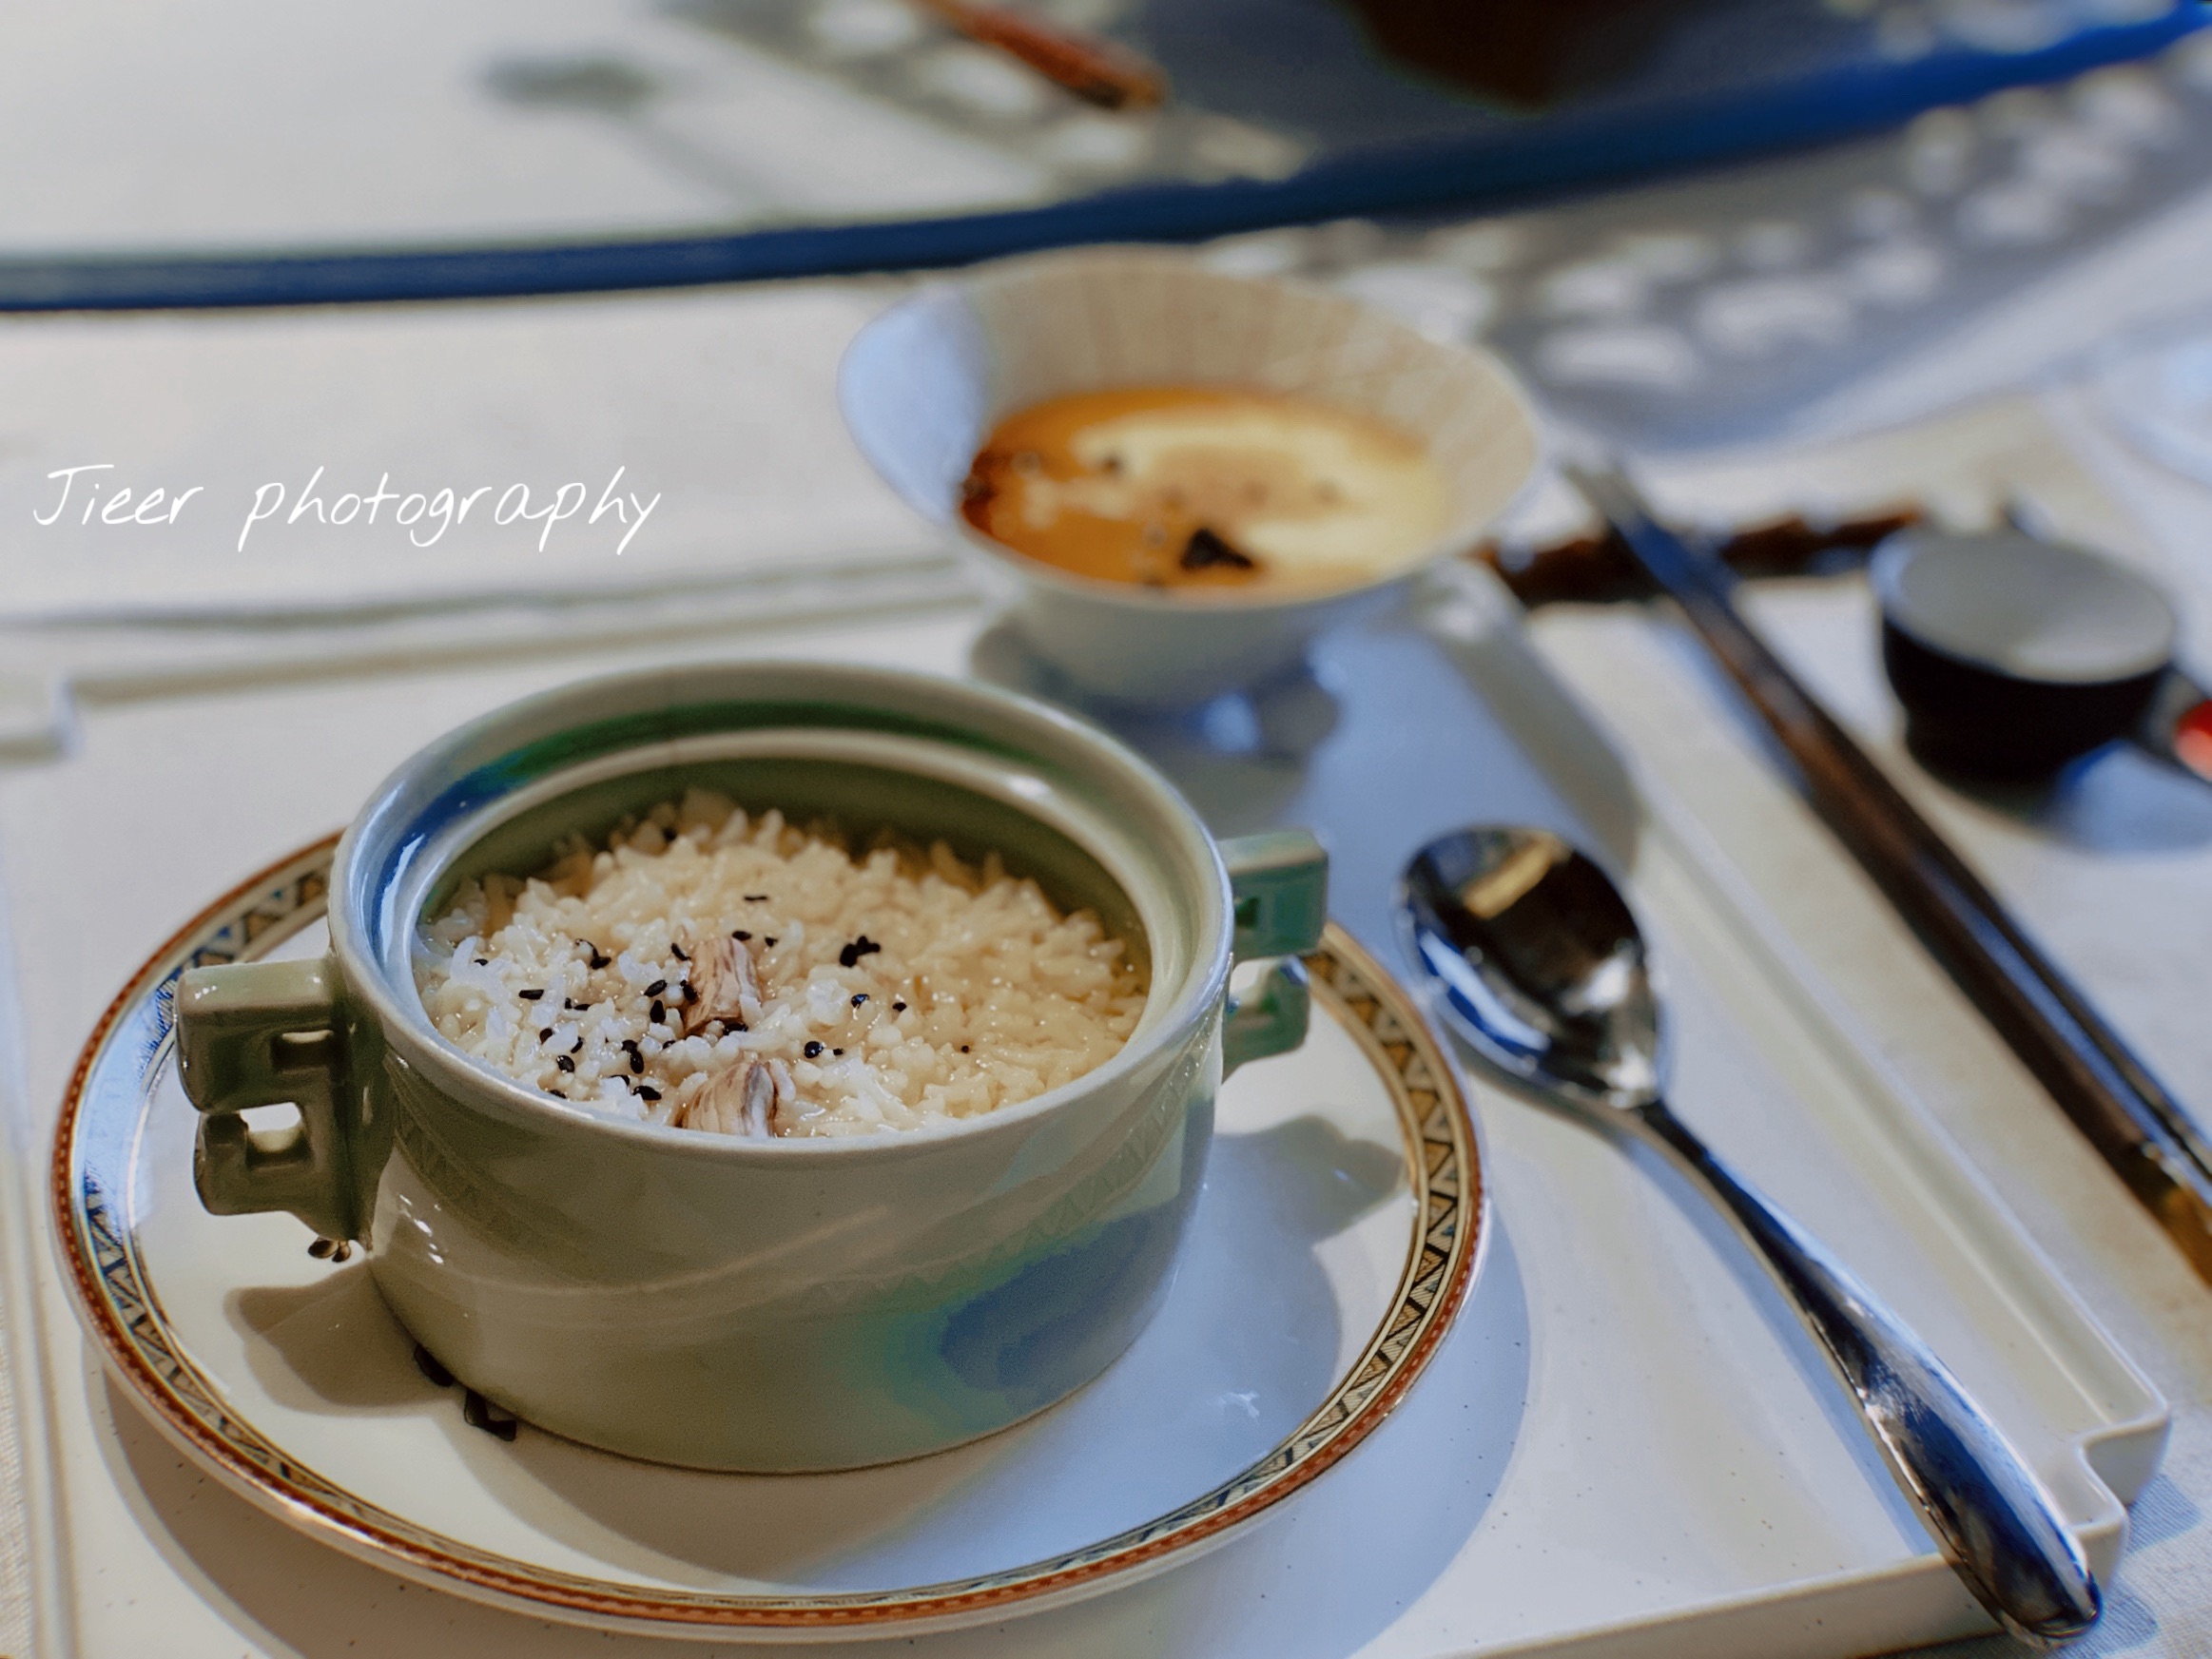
[1631, 1098, 2100, 1649]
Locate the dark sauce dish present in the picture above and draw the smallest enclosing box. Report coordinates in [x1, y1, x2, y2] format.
[1871, 529, 2177, 778]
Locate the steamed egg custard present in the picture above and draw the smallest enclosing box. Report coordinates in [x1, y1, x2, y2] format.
[960, 386, 1453, 594]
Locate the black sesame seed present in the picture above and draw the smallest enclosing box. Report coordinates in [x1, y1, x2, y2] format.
[588, 948, 611, 969]
[804, 1041, 824, 1059]
[414, 1344, 456, 1388]
[644, 979, 667, 997]
[517, 988, 544, 1001]
[332, 1242, 353, 1263]
[851, 993, 868, 1007]
[732, 930, 751, 941]
[832, 1048, 844, 1056]
[650, 999, 666, 1024]
[307, 1237, 336, 1260]
[745, 894, 769, 901]
[474, 957, 489, 967]
[893, 1000, 907, 1013]
[638, 1086, 661, 1102]
[555, 1055, 575, 1072]
[960, 1045, 971, 1052]
[1179, 525, 1258, 572]
[838, 936, 883, 969]
[730, 1019, 748, 1032]
[565, 997, 588, 1011]
[629, 1050, 644, 1074]
[670, 943, 689, 961]
[765, 936, 778, 947]
[539, 1028, 554, 1043]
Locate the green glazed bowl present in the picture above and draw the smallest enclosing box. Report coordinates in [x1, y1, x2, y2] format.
[174, 662, 1327, 1471]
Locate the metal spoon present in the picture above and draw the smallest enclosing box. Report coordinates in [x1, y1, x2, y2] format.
[1396, 825, 2101, 1649]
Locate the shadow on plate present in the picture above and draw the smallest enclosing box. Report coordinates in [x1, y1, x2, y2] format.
[420, 1113, 1405, 1587]
[226, 1266, 429, 1413]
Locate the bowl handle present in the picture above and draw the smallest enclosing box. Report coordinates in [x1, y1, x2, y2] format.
[1219, 830, 1328, 1076]
[176, 957, 365, 1243]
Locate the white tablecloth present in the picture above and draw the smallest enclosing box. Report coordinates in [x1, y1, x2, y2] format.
[7, 84, 2212, 1652]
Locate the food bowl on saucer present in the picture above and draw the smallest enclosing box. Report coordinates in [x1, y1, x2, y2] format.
[839, 247, 1542, 706]
[174, 662, 1327, 1471]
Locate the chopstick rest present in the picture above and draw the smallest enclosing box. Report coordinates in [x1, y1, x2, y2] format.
[1871, 528, 2178, 778]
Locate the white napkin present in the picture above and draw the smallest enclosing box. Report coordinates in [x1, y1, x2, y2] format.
[0, 281, 942, 623]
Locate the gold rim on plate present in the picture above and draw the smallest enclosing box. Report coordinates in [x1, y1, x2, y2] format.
[53, 835, 1484, 1637]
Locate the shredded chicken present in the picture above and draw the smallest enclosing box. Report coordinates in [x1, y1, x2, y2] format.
[673, 1055, 797, 1138]
[683, 934, 765, 1034]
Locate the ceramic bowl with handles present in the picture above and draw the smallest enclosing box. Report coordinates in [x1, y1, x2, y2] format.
[175, 661, 1327, 1471]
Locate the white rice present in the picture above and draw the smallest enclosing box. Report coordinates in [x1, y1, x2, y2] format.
[414, 788, 1147, 1138]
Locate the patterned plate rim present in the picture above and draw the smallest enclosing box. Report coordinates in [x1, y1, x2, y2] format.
[52, 835, 1485, 1637]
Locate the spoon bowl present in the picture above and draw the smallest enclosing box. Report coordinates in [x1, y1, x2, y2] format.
[1397, 825, 2100, 1650]
[1401, 826, 1659, 1109]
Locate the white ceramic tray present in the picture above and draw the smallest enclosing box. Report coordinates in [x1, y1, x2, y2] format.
[0, 568, 2167, 1658]
[963, 567, 2170, 1657]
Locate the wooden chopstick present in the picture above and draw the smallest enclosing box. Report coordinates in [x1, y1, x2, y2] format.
[1567, 465, 2212, 1285]
[914, 0, 1167, 109]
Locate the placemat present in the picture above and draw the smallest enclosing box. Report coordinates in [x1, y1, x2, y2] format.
[0, 0, 2199, 304]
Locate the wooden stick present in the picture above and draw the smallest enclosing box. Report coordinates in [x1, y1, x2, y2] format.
[1569, 465, 2212, 1284]
[1476, 505, 1923, 608]
[914, 0, 1167, 109]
